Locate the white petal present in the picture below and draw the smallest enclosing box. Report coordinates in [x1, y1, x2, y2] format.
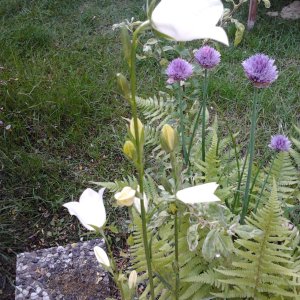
[176, 183, 220, 204]
[151, 0, 228, 44]
[133, 194, 148, 215]
[63, 202, 95, 230]
[98, 188, 106, 199]
[79, 188, 101, 206]
[94, 246, 110, 267]
[63, 188, 106, 231]
[81, 188, 106, 228]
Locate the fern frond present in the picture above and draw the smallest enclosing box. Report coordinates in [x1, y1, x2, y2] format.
[90, 175, 138, 192]
[215, 181, 300, 298]
[136, 93, 175, 128]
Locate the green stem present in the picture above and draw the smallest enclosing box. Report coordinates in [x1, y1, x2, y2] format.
[129, 20, 155, 300]
[187, 103, 202, 162]
[177, 84, 188, 166]
[249, 150, 273, 203]
[254, 155, 275, 213]
[170, 152, 179, 299]
[240, 89, 259, 224]
[201, 69, 208, 162]
[101, 231, 126, 300]
[174, 211, 179, 300]
[208, 101, 242, 213]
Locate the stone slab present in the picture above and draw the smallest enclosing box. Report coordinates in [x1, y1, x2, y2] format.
[15, 239, 111, 300]
[266, 1, 300, 20]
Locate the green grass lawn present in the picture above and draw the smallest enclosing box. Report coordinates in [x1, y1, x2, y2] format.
[0, 0, 299, 297]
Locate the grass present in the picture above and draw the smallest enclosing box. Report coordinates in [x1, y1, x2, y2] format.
[0, 0, 299, 298]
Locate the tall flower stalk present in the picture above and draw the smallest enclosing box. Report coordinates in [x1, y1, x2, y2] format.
[253, 156, 275, 213]
[166, 58, 193, 166]
[240, 89, 259, 223]
[128, 20, 155, 300]
[177, 85, 189, 166]
[254, 134, 292, 212]
[170, 152, 180, 299]
[161, 124, 180, 298]
[240, 53, 278, 223]
[187, 69, 208, 164]
[201, 69, 208, 162]
[189, 46, 221, 163]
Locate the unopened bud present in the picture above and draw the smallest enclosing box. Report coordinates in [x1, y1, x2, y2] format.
[160, 124, 178, 153]
[130, 118, 144, 143]
[94, 246, 110, 268]
[123, 140, 136, 160]
[128, 270, 137, 289]
[120, 26, 131, 67]
[116, 73, 131, 101]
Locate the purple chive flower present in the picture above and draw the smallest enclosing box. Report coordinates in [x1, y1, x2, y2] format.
[166, 58, 193, 84]
[194, 45, 221, 69]
[242, 54, 278, 88]
[269, 134, 291, 152]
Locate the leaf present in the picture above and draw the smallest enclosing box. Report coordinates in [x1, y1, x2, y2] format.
[127, 234, 134, 246]
[202, 229, 233, 261]
[162, 45, 174, 51]
[146, 38, 159, 45]
[108, 225, 119, 234]
[232, 18, 245, 46]
[234, 224, 263, 240]
[187, 224, 199, 251]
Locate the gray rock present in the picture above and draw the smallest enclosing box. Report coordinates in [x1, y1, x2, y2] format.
[15, 239, 111, 299]
[281, 1, 300, 19]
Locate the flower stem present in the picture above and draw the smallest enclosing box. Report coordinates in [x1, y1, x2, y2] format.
[232, 147, 249, 213]
[201, 69, 208, 162]
[129, 20, 155, 300]
[240, 89, 259, 224]
[174, 211, 179, 300]
[170, 152, 179, 299]
[187, 102, 202, 162]
[177, 84, 188, 166]
[187, 69, 209, 169]
[254, 155, 275, 213]
[101, 231, 126, 300]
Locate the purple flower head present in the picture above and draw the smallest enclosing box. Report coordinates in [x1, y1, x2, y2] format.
[194, 46, 221, 69]
[166, 58, 193, 84]
[269, 134, 291, 152]
[242, 54, 278, 88]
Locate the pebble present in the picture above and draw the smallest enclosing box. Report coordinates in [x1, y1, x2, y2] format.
[15, 239, 110, 299]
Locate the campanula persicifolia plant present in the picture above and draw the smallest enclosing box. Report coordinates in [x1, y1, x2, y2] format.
[63, 0, 300, 299]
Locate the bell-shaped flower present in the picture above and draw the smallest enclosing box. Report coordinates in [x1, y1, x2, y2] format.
[63, 188, 106, 231]
[176, 182, 220, 204]
[115, 186, 136, 207]
[94, 246, 110, 268]
[151, 0, 229, 45]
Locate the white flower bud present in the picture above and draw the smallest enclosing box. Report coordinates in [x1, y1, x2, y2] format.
[94, 246, 110, 268]
[128, 270, 137, 289]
